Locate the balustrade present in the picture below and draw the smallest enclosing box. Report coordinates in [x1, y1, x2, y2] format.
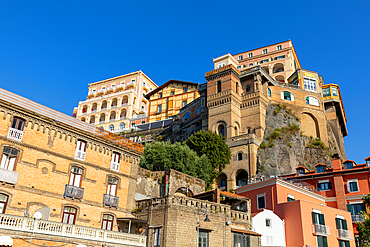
[7, 128, 23, 142]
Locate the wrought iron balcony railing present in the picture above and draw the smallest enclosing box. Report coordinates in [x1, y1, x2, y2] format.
[103, 194, 119, 207]
[7, 128, 23, 142]
[64, 184, 84, 199]
[337, 229, 353, 241]
[312, 224, 330, 236]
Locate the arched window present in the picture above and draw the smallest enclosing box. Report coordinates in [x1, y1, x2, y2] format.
[111, 98, 117, 108]
[89, 115, 95, 124]
[217, 81, 222, 93]
[268, 88, 271, 97]
[249, 63, 254, 67]
[81, 105, 87, 114]
[234, 126, 238, 136]
[80, 117, 86, 122]
[106, 177, 118, 196]
[109, 112, 116, 121]
[11, 117, 25, 131]
[273, 63, 284, 73]
[0, 147, 19, 171]
[218, 124, 226, 137]
[108, 125, 114, 131]
[118, 122, 125, 130]
[282, 91, 293, 101]
[102, 214, 114, 231]
[62, 206, 77, 224]
[0, 194, 8, 213]
[217, 62, 226, 68]
[238, 152, 243, 161]
[99, 114, 106, 123]
[91, 103, 97, 112]
[197, 105, 201, 114]
[121, 96, 128, 105]
[221, 179, 226, 190]
[101, 101, 107, 110]
[183, 112, 190, 122]
[69, 166, 83, 187]
[275, 75, 285, 83]
[236, 170, 248, 188]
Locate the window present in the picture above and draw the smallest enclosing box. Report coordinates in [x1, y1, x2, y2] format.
[183, 87, 188, 93]
[287, 194, 295, 202]
[317, 180, 332, 191]
[316, 165, 325, 173]
[0, 194, 8, 213]
[74, 140, 86, 161]
[143, 82, 145, 87]
[265, 218, 271, 228]
[306, 97, 320, 106]
[199, 231, 209, 247]
[237, 66, 241, 69]
[332, 87, 338, 97]
[245, 85, 250, 93]
[297, 168, 305, 176]
[11, 117, 25, 131]
[234, 232, 250, 247]
[366, 159, 370, 167]
[347, 179, 359, 193]
[316, 236, 328, 247]
[304, 77, 317, 92]
[339, 240, 350, 247]
[168, 100, 173, 109]
[238, 55, 243, 60]
[257, 194, 266, 209]
[62, 206, 77, 224]
[312, 211, 325, 225]
[69, 166, 83, 187]
[158, 92, 162, 98]
[283, 91, 292, 101]
[118, 122, 125, 130]
[238, 152, 243, 161]
[108, 125, 114, 131]
[111, 152, 121, 171]
[322, 88, 331, 97]
[343, 161, 353, 170]
[336, 217, 348, 230]
[347, 203, 365, 217]
[277, 45, 282, 50]
[217, 81, 222, 93]
[268, 88, 271, 97]
[0, 147, 19, 170]
[248, 53, 253, 58]
[217, 62, 226, 68]
[260, 59, 269, 64]
[171, 90, 175, 96]
[131, 123, 136, 127]
[263, 49, 267, 54]
[274, 55, 285, 60]
[197, 105, 201, 114]
[248, 63, 253, 67]
[218, 124, 225, 137]
[154, 228, 161, 246]
[157, 105, 162, 113]
[102, 214, 114, 231]
[183, 112, 190, 122]
[182, 100, 187, 107]
[141, 121, 146, 124]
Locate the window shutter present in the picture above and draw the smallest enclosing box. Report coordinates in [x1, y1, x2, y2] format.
[291, 94, 294, 101]
[323, 236, 328, 247]
[280, 92, 284, 100]
[319, 214, 325, 225]
[362, 203, 366, 212]
[347, 204, 353, 214]
[336, 218, 341, 229]
[343, 219, 347, 230]
[346, 181, 351, 192]
[328, 182, 332, 190]
[312, 212, 318, 224]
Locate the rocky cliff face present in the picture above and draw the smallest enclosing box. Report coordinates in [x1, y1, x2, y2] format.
[257, 103, 337, 178]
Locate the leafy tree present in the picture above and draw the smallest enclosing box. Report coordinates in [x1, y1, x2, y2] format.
[357, 194, 370, 246]
[183, 130, 231, 183]
[140, 141, 211, 186]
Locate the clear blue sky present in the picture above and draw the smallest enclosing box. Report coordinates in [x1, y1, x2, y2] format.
[0, 1, 369, 163]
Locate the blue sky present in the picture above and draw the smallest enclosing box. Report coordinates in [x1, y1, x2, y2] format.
[0, 1, 369, 163]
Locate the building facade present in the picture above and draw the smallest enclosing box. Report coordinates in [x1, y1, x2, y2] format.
[0, 88, 145, 246]
[75, 71, 158, 132]
[145, 80, 200, 123]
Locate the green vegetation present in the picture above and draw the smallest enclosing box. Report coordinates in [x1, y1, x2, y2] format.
[306, 138, 327, 150]
[259, 141, 267, 149]
[357, 194, 370, 246]
[264, 123, 301, 148]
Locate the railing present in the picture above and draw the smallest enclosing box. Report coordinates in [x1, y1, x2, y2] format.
[110, 162, 120, 172]
[103, 194, 119, 207]
[337, 229, 353, 241]
[88, 91, 96, 96]
[127, 82, 135, 86]
[109, 119, 116, 122]
[99, 121, 105, 124]
[98, 89, 106, 94]
[95, 128, 143, 153]
[117, 84, 124, 89]
[0, 213, 146, 246]
[107, 87, 114, 91]
[0, 168, 19, 184]
[111, 105, 117, 109]
[64, 184, 84, 199]
[7, 128, 23, 142]
[352, 215, 365, 222]
[121, 103, 128, 106]
[74, 150, 86, 161]
[312, 224, 330, 236]
[120, 116, 127, 120]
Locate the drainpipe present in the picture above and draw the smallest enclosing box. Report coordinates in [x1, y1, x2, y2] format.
[248, 136, 251, 178]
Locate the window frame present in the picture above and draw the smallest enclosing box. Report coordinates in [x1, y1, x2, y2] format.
[317, 180, 332, 191]
[257, 193, 266, 210]
[183, 87, 188, 93]
[101, 214, 114, 231]
[111, 152, 121, 172]
[347, 179, 359, 193]
[157, 105, 162, 114]
[0, 147, 19, 171]
[262, 49, 267, 54]
[277, 45, 282, 51]
[69, 166, 83, 187]
[238, 55, 243, 60]
[198, 230, 209, 247]
[11, 117, 25, 131]
[182, 100, 187, 107]
[183, 112, 190, 122]
[0, 194, 9, 214]
[62, 206, 78, 225]
[304, 77, 317, 92]
[248, 53, 253, 58]
[158, 92, 162, 99]
[154, 227, 161, 247]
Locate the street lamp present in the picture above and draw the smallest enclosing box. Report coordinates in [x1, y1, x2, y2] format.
[197, 205, 210, 247]
[29, 212, 42, 247]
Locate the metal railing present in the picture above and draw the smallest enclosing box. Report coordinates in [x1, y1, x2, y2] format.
[103, 194, 119, 207]
[63, 184, 84, 199]
[312, 224, 330, 236]
[0, 168, 19, 184]
[337, 229, 353, 241]
[0, 213, 146, 246]
[110, 162, 120, 172]
[7, 128, 23, 142]
[352, 215, 365, 222]
[74, 150, 86, 161]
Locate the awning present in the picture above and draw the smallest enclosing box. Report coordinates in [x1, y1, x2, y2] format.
[231, 228, 262, 236]
[0, 236, 13, 246]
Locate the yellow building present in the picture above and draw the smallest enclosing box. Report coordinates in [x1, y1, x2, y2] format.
[0, 88, 146, 246]
[145, 80, 200, 122]
[75, 71, 158, 132]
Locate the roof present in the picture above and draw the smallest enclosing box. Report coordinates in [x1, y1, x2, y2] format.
[233, 40, 291, 56]
[220, 191, 246, 199]
[231, 228, 262, 236]
[145, 79, 198, 99]
[89, 70, 158, 87]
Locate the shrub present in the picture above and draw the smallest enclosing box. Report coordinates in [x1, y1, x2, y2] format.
[260, 141, 267, 149]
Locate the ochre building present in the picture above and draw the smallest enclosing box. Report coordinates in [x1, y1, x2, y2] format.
[0, 88, 146, 246]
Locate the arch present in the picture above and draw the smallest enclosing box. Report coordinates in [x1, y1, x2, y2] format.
[109, 111, 116, 121]
[80, 117, 86, 122]
[111, 98, 118, 108]
[121, 96, 128, 105]
[217, 62, 226, 68]
[217, 122, 227, 138]
[101, 101, 107, 110]
[235, 169, 248, 188]
[174, 187, 193, 197]
[99, 113, 106, 123]
[216, 173, 228, 191]
[108, 125, 114, 131]
[81, 105, 87, 114]
[275, 75, 285, 83]
[262, 66, 269, 74]
[118, 122, 126, 130]
[273, 63, 284, 73]
[217, 80, 222, 93]
[234, 126, 239, 136]
[133, 97, 137, 105]
[61, 204, 80, 224]
[248, 63, 254, 67]
[91, 103, 97, 112]
[89, 115, 95, 124]
[183, 112, 190, 122]
[280, 90, 294, 101]
[120, 109, 127, 119]
[301, 112, 320, 138]
[237, 152, 244, 161]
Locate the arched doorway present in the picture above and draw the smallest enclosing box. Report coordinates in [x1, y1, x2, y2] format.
[235, 170, 248, 188]
[174, 187, 193, 197]
[301, 113, 320, 138]
[216, 173, 227, 191]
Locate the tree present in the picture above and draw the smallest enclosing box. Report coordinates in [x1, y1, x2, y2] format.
[183, 130, 231, 184]
[140, 141, 211, 186]
[357, 194, 370, 246]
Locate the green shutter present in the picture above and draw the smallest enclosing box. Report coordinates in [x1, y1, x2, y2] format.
[343, 219, 347, 230]
[312, 212, 318, 224]
[323, 236, 328, 247]
[319, 214, 325, 225]
[336, 218, 341, 229]
[347, 204, 353, 214]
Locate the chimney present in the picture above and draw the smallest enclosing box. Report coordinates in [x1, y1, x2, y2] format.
[332, 154, 342, 172]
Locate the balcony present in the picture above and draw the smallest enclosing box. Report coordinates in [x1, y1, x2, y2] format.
[337, 229, 353, 241]
[117, 84, 125, 90]
[0, 213, 146, 246]
[120, 116, 127, 120]
[109, 119, 116, 122]
[88, 91, 96, 98]
[98, 89, 106, 95]
[0, 168, 19, 184]
[74, 150, 86, 161]
[312, 224, 330, 236]
[110, 162, 120, 172]
[107, 87, 114, 92]
[352, 215, 365, 222]
[64, 184, 84, 199]
[127, 82, 135, 87]
[7, 128, 23, 142]
[103, 194, 119, 207]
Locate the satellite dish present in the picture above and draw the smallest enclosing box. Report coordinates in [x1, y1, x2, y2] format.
[34, 212, 42, 220]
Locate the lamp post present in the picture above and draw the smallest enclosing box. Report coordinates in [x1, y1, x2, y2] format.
[197, 205, 210, 247]
[29, 212, 42, 247]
